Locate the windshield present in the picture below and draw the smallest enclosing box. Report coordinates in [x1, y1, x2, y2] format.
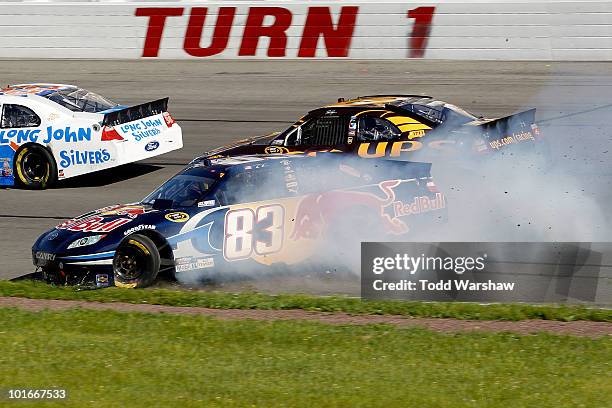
[44, 88, 118, 113]
[142, 175, 217, 208]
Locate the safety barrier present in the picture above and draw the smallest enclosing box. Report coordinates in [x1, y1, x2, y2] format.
[1, 1, 611, 59]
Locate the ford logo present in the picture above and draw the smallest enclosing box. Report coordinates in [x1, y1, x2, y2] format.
[145, 141, 159, 152]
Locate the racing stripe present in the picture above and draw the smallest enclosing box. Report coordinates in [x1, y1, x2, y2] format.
[398, 123, 431, 132]
[61, 250, 116, 261]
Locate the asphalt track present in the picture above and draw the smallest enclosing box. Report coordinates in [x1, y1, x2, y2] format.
[1, 60, 611, 295]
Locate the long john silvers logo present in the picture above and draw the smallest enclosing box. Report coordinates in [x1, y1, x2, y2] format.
[361, 242, 612, 304]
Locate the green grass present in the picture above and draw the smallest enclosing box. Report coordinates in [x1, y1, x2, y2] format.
[1, 280, 610, 321]
[0, 308, 609, 408]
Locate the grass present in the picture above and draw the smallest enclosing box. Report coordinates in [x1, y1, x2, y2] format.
[0, 280, 610, 321]
[0, 307, 610, 408]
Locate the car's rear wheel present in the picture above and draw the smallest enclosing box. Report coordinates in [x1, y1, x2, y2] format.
[113, 234, 160, 288]
[14, 144, 57, 189]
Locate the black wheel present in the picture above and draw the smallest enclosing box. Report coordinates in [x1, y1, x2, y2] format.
[14, 144, 57, 189]
[113, 234, 160, 288]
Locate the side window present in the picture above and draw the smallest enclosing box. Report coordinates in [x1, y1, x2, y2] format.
[298, 114, 349, 147]
[1, 104, 41, 128]
[357, 116, 401, 142]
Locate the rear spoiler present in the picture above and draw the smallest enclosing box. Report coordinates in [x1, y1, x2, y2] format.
[469, 108, 536, 137]
[102, 97, 169, 127]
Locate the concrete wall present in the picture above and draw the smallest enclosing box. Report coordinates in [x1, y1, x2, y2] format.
[1, 1, 612, 59]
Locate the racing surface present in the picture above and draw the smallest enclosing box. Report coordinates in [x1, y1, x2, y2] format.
[1, 60, 612, 293]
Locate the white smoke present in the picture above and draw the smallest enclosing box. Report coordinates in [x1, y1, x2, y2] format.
[175, 85, 612, 290]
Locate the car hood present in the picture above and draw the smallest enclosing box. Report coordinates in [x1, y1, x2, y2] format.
[202, 132, 280, 157]
[33, 203, 166, 254]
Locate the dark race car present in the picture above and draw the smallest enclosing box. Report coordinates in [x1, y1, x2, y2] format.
[32, 154, 447, 288]
[198, 95, 547, 166]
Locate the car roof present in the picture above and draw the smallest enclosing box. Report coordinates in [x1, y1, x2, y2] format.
[189, 153, 340, 175]
[188, 154, 294, 173]
[322, 95, 436, 109]
[0, 83, 77, 97]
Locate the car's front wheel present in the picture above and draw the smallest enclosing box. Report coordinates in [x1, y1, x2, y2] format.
[14, 144, 57, 189]
[113, 234, 160, 288]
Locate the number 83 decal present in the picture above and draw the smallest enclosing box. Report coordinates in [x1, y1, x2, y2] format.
[223, 204, 285, 260]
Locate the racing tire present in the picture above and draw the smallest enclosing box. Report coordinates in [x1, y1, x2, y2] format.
[113, 234, 160, 288]
[14, 144, 58, 189]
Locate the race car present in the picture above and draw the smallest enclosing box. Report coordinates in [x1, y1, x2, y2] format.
[199, 95, 546, 164]
[0, 84, 182, 189]
[32, 154, 446, 288]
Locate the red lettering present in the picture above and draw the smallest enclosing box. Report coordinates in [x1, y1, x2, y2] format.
[184, 7, 236, 57]
[298, 6, 358, 57]
[135, 7, 184, 57]
[238, 7, 292, 57]
[407, 6, 435, 58]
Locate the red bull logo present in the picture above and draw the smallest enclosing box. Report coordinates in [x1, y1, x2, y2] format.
[290, 180, 408, 241]
[98, 205, 148, 219]
[393, 193, 446, 217]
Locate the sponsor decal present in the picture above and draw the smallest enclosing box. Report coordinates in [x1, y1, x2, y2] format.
[95, 274, 110, 288]
[98, 204, 149, 218]
[124, 224, 156, 236]
[408, 129, 426, 138]
[175, 257, 215, 272]
[280, 159, 298, 193]
[357, 141, 423, 158]
[489, 130, 535, 150]
[1, 157, 12, 177]
[264, 146, 289, 154]
[0, 146, 13, 186]
[392, 193, 446, 217]
[57, 216, 132, 233]
[291, 180, 408, 241]
[348, 116, 357, 138]
[42, 126, 91, 143]
[35, 252, 55, 261]
[0, 126, 93, 145]
[119, 118, 164, 142]
[59, 149, 111, 168]
[58, 169, 65, 178]
[198, 200, 216, 207]
[47, 231, 59, 241]
[165, 212, 190, 223]
[0, 129, 41, 144]
[145, 141, 160, 151]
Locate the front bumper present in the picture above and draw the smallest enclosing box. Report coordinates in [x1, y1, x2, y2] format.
[32, 249, 115, 288]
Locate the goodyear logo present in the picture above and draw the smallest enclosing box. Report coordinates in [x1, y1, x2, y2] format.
[165, 212, 189, 223]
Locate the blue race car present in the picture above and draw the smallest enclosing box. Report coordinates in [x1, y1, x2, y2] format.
[32, 154, 447, 288]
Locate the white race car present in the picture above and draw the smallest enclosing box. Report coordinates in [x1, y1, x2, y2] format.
[0, 84, 183, 189]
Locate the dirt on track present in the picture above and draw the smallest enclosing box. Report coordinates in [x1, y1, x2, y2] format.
[0, 296, 610, 338]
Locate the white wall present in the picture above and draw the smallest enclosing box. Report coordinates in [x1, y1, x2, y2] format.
[0, 1, 611, 60]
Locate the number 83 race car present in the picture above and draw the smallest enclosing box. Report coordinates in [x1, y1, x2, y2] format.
[0, 84, 182, 189]
[32, 154, 447, 288]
